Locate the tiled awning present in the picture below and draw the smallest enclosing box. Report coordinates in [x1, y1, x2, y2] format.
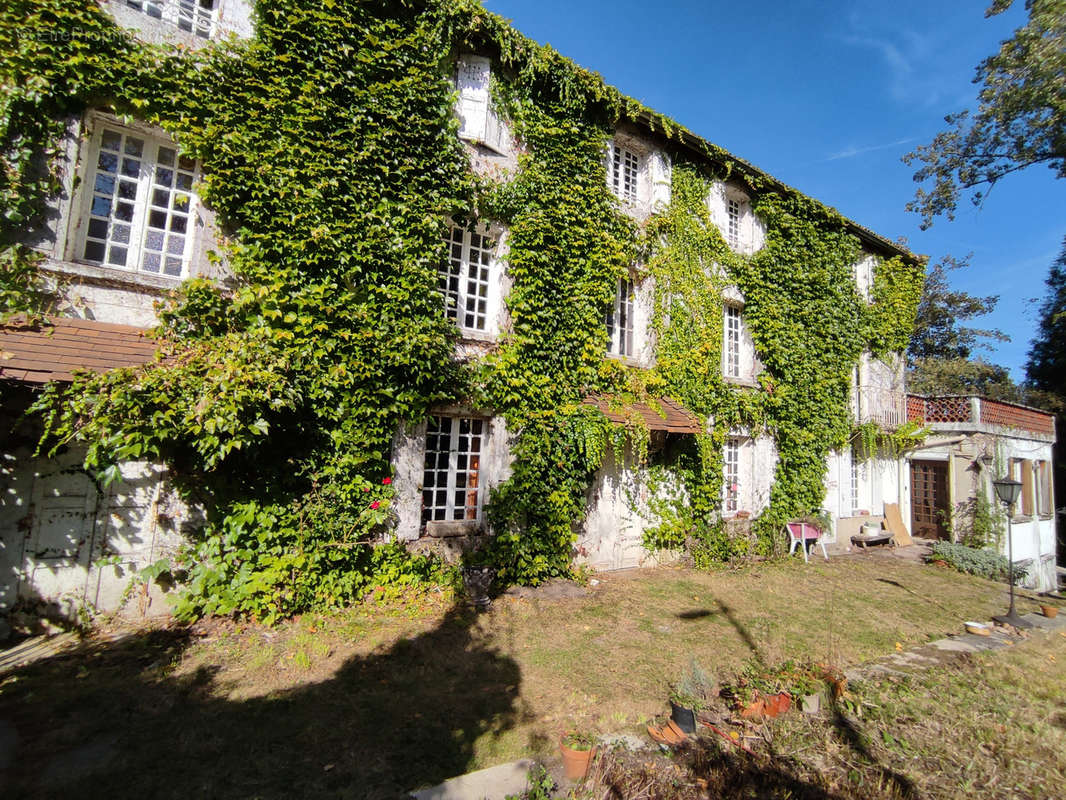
[584, 395, 702, 434]
[0, 316, 157, 384]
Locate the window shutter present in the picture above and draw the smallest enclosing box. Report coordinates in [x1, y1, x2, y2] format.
[1021, 460, 1034, 516]
[456, 55, 490, 142]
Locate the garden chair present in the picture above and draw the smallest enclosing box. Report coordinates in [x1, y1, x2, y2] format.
[786, 521, 828, 563]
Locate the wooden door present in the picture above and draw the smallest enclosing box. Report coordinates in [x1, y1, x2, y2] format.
[910, 460, 949, 540]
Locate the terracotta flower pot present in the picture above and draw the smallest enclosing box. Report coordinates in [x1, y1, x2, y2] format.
[560, 741, 595, 781]
[1040, 605, 1059, 619]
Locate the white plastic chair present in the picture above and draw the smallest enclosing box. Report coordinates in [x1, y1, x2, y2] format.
[786, 522, 828, 563]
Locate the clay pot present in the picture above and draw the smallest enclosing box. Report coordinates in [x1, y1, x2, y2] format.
[560, 741, 595, 781]
[1040, 605, 1059, 619]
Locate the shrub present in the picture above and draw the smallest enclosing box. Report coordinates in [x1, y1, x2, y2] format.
[927, 541, 1025, 583]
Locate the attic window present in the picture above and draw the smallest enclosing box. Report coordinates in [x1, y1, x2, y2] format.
[455, 54, 508, 155]
[608, 143, 640, 203]
[726, 198, 741, 248]
[125, 0, 218, 39]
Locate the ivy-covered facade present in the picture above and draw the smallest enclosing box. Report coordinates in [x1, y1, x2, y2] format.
[0, 0, 925, 623]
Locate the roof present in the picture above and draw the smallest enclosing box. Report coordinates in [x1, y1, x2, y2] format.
[584, 395, 702, 434]
[0, 316, 157, 384]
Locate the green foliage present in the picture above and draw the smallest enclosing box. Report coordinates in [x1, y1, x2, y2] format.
[3, 0, 925, 616]
[904, 0, 1066, 228]
[928, 541, 1020, 582]
[957, 485, 1007, 550]
[670, 658, 716, 710]
[1026, 240, 1066, 400]
[505, 765, 556, 800]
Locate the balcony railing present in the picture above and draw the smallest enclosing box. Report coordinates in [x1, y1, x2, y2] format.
[906, 395, 1055, 436]
[857, 387, 907, 429]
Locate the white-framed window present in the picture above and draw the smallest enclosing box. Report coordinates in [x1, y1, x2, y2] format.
[723, 304, 741, 378]
[441, 224, 495, 333]
[726, 197, 742, 249]
[125, 1, 218, 39]
[77, 122, 199, 278]
[422, 416, 484, 525]
[606, 277, 635, 358]
[607, 141, 640, 203]
[850, 447, 862, 515]
[723, 437, 740, 514]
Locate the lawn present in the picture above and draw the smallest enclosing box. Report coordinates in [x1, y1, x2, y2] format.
[0, 557, 1033, 799]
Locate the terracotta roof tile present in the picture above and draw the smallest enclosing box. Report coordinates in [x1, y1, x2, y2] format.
[584, 395, 702, 434]
[0, 316, 157, 384]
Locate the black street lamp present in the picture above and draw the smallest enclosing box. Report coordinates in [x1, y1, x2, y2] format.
[991, 477, 1032, 629]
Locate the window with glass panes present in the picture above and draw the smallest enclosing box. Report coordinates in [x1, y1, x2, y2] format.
[125, 1, 218, 39]
[422, 416, 484, 524]
[609, 143, 639, 203]
[606, 277, 635, 357]
[441, 226, 494, 332]
[726, 198, 742, 249]
[723, 305, 741, 378]
[81, 125, 197, 277]
[850, 448, 861, 514]
[723, 438, 740, 513]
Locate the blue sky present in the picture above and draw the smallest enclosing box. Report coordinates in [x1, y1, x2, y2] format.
[482, 0, 1064, 380]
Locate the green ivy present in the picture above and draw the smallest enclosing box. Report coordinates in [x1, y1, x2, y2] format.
[2, 0, 924, 618]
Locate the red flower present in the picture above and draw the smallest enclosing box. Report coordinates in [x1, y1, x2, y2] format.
[370, 501, 380, 510]
[382, 477, 392, 485]
[362, 486, 371, 493]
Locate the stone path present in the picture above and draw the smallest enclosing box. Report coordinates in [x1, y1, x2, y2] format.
[845, 611, 1065, 682]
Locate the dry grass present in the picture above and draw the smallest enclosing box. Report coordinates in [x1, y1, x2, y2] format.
[572, 626, 1066, 800]
[0, 557, 1033, 798]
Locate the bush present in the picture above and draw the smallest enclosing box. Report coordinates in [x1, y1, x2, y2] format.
[927, 541, 1025, 583]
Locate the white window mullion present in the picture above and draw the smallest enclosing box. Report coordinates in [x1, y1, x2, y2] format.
[127, 151, 155, 272]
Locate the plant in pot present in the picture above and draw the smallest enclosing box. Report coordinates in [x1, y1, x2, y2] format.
[669, 659, 716, 733]
[559, 731, 596, 781]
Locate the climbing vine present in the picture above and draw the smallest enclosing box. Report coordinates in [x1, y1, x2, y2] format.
[1, 0, 924, 619]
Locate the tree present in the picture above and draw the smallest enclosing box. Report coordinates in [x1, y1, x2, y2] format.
[903, 0, 1066, 228]
[907, 254, 1024, 401]
[907, 254, 1007, 362]
[1026, 242, 1066, 400]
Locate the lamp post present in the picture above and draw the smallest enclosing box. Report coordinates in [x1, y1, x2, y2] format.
[991, 477, 1032, 629]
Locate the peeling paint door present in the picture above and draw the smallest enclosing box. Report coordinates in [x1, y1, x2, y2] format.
[910, 460, 948, 540]
[23, 453, 99, 607]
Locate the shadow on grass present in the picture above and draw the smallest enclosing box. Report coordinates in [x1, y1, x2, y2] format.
[0, 604, 523, 799]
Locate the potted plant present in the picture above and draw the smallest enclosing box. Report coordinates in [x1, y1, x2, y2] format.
[669, 659, 716, 733]
[559, 731, 596, 780]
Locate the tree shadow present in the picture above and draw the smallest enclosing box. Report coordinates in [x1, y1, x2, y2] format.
[0, 603, 524, 799]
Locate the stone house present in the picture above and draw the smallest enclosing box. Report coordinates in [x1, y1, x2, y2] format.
[2, 1, 934, 620]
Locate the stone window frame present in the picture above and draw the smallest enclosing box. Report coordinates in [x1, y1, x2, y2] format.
[440, 219, 505, 341]
[421, 414, 487, 529]
[68, 113, 201, 282]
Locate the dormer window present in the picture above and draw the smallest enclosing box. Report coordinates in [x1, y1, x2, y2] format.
[606, 277, 635, 357]
[608, 143, 640, 203]
[455, 54, 509, 155]
[726, 198, 742, 249]
[125, 1, 218, 39]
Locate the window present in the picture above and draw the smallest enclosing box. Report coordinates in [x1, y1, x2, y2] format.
[608, 142, 640, 203]
[1037, 460, 1052, 516]
[726, 198, 741, 249]
[422, 416, 484, 524]
[125, 1, 218, 39]
[723, 438, 740, 514]
[441, 225, 495, 332]
[79, 123, 199, 278]
[606, 277, 635, 357]
[1010, 458, 1035, 516]
[723, 304, 741, 378]
[850, 448, 862, 514]
[455, 54, 508, 154]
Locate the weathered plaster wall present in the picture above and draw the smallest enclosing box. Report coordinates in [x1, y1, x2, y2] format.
[103, 0, 255, 47]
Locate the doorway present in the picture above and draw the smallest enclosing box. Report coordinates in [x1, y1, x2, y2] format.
[910, 459, 949, 540]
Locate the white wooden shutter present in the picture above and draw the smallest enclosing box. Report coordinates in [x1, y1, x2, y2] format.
[457, 54, 491, 142]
